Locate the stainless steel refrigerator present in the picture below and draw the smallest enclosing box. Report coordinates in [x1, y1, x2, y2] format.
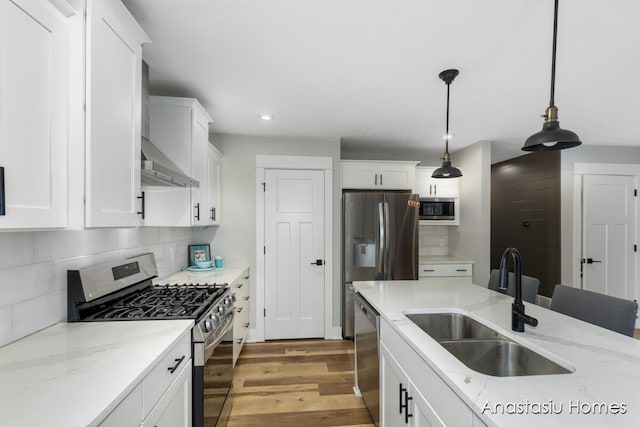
[342, 191, 419, 338]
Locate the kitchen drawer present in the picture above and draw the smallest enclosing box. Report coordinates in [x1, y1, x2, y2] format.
[142, 358, 192, 427]
[419, 263, 472, 278]
[142, 333, 191, 417]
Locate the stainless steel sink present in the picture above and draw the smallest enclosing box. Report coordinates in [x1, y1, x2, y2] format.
[440, 339, 572, 376]
[406, 312, 573, 377]
[405, 312, 504, 341]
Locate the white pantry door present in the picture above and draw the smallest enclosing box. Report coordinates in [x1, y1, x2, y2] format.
[264, 169, 325, 339]
[582, 174, 637, 300]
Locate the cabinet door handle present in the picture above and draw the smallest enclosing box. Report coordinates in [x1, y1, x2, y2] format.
[429, 184, 432, 195]
[167, 355, 185, 374]
[399, 383, 405, 414]
[374, 173, 378, 186]
[136, 191, 145, 219]
[0, 166, 5, 216]
[210, 207, 215, 220]
[380, 173, 383, 186]
[434, 184, 437, 195]
[194, 203, 200, 221]
[404, 390, 414, 424]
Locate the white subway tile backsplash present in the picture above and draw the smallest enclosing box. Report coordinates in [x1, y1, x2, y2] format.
[12, 290, 66, 340]
[34, 229, 119, 262]
[3, 227, 195, 345]
[418, 226, 449, 257]
[0, 263, 53, 308]
[0, 233, 34, 269]
[0, 307, 12, 347]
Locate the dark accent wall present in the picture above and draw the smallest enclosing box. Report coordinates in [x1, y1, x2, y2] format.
[491, 151, 560, 297]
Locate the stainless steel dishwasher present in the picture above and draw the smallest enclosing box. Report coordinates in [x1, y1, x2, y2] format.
[354, 292, 380, 426]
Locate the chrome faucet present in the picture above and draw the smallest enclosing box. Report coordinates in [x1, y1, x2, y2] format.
[498, 247, 538, 332]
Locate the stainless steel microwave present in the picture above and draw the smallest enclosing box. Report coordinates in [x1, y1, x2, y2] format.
[419, 197, 455, 220]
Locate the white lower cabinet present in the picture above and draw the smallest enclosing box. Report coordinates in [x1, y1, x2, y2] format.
[232, 268, 251, 366]
[418, 262, 473, 282]
[381, 342, 445, 427]
[99, 331, 192, 427]
[380, 318, 486, 427]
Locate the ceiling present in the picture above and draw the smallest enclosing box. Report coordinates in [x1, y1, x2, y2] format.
[122, 0, 640, 160]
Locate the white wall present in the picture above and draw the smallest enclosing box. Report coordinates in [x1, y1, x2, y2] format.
[448, 141, 492, 285]
[0, 227, 194, 347]
[208, 134, 341, 334]
[560, 145, 640, 286]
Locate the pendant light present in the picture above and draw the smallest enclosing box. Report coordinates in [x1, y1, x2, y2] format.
[432, 69, 462, 179]
[522, 0, 581, 151]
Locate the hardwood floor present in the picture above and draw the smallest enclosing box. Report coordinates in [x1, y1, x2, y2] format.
[226, 339, 375, 427]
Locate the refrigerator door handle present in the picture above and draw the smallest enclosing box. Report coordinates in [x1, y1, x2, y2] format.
[377, 202, 385, 277]
[384, 201, 391, 280]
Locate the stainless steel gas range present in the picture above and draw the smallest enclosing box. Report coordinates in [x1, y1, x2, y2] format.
[67, 253, 234, 427]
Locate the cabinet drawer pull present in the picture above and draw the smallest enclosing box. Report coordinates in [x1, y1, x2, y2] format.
[244, 275, 250, 279]
[167, 355, 185, 374]
[244, 322, 250, 328]
[236, 338, 244, 344]
[398, 383, 405, 414]
[404, 390, 414, 423]
[236, 307, 243, 313]
[244, 296, 250, 301]
[456, 269, 468, 272]
[423, 269, 435, 272]
[236, 284, 243, 289]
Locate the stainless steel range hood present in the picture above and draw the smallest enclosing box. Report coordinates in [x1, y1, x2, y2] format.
[140, 61, 199, 187]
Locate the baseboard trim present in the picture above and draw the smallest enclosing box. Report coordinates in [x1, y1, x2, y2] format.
[325, 326, 343, 340]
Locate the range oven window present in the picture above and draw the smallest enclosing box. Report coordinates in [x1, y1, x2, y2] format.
[419, 198, 455, 220]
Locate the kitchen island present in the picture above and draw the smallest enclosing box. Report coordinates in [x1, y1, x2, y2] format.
[354, 279, 640, 426]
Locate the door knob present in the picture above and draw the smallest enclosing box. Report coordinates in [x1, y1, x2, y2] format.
[310, 259, 324, 266]
[582, 258, 602, 264]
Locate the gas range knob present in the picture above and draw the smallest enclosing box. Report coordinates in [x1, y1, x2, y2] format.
[229, 293, 237, 304]
[213, 313, 221, 324]
[204, 319, 213, 332]
[218, 305, 226, 315]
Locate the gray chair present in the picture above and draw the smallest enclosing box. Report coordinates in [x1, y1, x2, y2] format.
[550, 285, 638, 337]
[487, 269, 539, 304]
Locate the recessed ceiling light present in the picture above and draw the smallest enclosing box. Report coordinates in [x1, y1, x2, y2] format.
[260, 114, 274, 121]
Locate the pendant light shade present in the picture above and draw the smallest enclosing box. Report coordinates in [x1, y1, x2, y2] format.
[432, 69, 462, 179]
[522, 0, 581, 152]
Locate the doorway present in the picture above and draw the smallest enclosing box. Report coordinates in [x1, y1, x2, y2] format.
[579, 174, 637, 300]
[255, 156, 334, 342]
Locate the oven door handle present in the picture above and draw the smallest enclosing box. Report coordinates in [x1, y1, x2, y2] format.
[200, 317, 234, 363]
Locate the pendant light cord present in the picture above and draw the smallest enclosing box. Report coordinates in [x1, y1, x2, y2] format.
[445, 81, 451, 154]
[549, 0, 559, 107]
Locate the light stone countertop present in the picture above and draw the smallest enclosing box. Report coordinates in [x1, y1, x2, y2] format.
[0, 319, 193, 427]
[156, 263, 250, 286]
[354, 278, 640, 426]
[418, 256, 473, 264]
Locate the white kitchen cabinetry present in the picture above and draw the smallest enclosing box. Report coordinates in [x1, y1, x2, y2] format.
[418, 262, 473, 283]
[381, 318, 485, 427]
[85, 0, 149, 227]
[143, 96, 215, 227]
[206, 144, 222, 225]
[0, 0, 70, 229]
[381, 342, 445, 427]
[415, 167, 459, 198]
[100, 332, 192, 427]
[342, 161, 418, 190]
[232, 268, 251, 366]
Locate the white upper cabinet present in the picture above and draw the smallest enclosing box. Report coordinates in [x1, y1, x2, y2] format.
[85, 0, 150, 227]
[342, 161, 418, 190]
[144, 96, 215, 227]
[206, 144, 222, 226]
[415, 166, 459, 198]
[0, 0, 70, 229]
